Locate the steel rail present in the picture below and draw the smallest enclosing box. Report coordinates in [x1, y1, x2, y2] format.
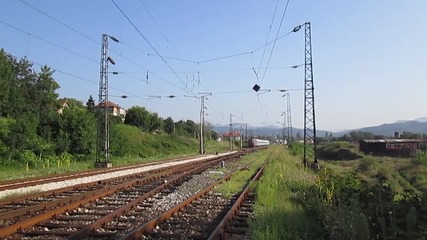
[67, 155, 236, 240]
[207, 159, 268, 240]
[119, 166, 247, 240]
[0, 156, 219, 239]
[0, 154, 215, 192]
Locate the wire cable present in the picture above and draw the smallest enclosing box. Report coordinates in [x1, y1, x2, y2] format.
[110, 0, 187, 91]
[18, 0, 100, 45]
[257, 0, 280, 80]
[259, 0, 291, 85]
[0, 20, 99, 64]
[30, 60, 143, 100]
[137, 0, 172, 47]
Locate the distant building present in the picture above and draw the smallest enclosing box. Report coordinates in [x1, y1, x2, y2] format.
[222, 131, 241, 141]
[57, 99, 70, 114]
[359, 139, 427, 157]
[95, 101, 127, 120]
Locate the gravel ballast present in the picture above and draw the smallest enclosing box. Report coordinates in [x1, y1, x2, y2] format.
[0, 152, 236, 199]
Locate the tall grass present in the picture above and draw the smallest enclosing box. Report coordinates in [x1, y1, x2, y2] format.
[215, 147, 269, 198]
[0, 135, 229, 181]
[250, 145, 321, 240]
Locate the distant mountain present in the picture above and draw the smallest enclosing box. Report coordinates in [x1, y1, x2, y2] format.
[358, 121, 427, 136]
[213, 125, 330, 138]
[213, 117, 427, 139]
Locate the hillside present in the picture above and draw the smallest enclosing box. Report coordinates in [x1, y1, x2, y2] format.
[358, 121, 427, 136]
[213, 125, 330, 138]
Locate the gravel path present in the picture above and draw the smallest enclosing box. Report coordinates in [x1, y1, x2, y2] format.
[0, 152, 236, 199]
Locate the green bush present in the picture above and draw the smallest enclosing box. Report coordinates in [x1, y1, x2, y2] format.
[358, 156, 378, 172]
[289, 142, 304, 156]
[413, 151, 427, 165]
[317, 141, 362, 160]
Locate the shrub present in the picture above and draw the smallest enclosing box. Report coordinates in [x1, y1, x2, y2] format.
[413, 151, 427, 165]
[358, 156, 378, 172]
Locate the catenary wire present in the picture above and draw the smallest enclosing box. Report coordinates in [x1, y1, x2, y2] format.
[257, 0, 280, 80]
[0, 20, 99, 64]
[110, 0, 187, 91]
[259, 0, 291, 85]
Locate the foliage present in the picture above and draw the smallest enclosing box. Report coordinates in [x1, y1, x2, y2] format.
[288, 142, 304, 156]
[413, 151, 427, 165]
[317, 141, 362, 160]
[163, 117, 174, 134]
[124, 106, 151, 130]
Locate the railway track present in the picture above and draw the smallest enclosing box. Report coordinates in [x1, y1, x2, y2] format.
[1, 151, 247, 239]
[0, 155, 204, 192]
[121, 157, 267, 240]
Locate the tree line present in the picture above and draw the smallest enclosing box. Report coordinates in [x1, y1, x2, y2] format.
[0, 49, 217, 166]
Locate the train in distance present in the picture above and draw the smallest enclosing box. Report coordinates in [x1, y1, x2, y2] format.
[248, 138, 270, 148]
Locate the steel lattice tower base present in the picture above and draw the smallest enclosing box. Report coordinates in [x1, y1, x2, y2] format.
[303, 22, 318, 166]
[286, 93, 293, 144]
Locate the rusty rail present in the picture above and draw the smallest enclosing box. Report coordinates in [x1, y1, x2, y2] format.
[67, 156, 232, 240]
[207, 160, 267, 240]
[118, 167, 246, 240]
[0, 158, 211, 239]
[0, 154, 216, 192]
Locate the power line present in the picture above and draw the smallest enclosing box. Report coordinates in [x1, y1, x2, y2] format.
[137, 0, 172, 48]
[0, 20, 99, 64]
[18, 0, 99, 45]
[260, 0, 291, 86]
[257, 0, 280, 80]
[17, 1, 188, 96]
[110, 0, 187, 91]
[30, 60, 143, 100]
[139, 26, 297, 65]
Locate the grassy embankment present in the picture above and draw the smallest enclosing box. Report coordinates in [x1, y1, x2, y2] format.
[0, 134, 230, 181]
[318, 141, 427, 239]
[215, 142, 427, 239]
[215, 145, 321, 239]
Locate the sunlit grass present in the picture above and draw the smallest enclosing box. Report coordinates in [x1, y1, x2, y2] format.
[0, 140, 231, 181]
[215, 147, 269, 198]
[250, 145, 321, 240]
[324, 156, 427, 194]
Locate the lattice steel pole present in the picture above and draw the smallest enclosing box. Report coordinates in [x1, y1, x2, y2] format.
[96, 34, 118, 167]
[303, 22, 318, 165]
[286, 93, 293, 144]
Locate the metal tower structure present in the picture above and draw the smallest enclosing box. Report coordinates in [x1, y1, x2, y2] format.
[281, 111, 287, 143]
[286, 93, 293, 144]
[96, 34, 118, 167]
[303, 22, 318, 165]
[229, 114, 234, 151]
[199, 96, 206, 154]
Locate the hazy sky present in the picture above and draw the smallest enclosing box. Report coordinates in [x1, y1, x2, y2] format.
[1, 0, 426, 131]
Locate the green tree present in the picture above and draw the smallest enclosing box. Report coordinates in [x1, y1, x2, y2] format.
[210, 130, 219, 140]
[55, 106, 96, 155]
[124, 106, 151, 131]
[148, 112, 162, 132]
[163, 117, 175, 134]
[86, 95, 95, 111]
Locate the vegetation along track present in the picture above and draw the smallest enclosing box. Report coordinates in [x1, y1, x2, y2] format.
[120, 156, 268, 240]
[0, 150, 251, 239]
[0, 154, 216, 192]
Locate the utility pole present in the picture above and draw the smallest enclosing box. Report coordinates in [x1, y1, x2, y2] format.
[199, 96, 207, 154]
[240, 124, 243, 149]
[286, 93, 293, 145]
[95, 34, 118, 168]
[303, 22, 318, 167]
[229, 114, 234, 151]
[245, 123, 248, 142]
[281, 111, 286, 143]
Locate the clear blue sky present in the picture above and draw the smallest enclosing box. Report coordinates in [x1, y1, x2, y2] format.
[1, 0, 426, 131]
